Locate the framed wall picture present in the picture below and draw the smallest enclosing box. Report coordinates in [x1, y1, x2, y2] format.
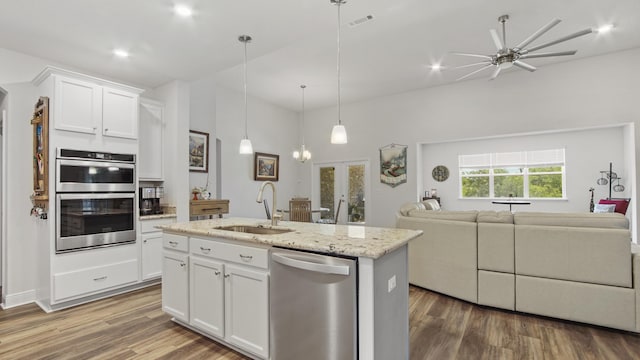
[189, 130, 209, 172]
[254, 152, 279, 181]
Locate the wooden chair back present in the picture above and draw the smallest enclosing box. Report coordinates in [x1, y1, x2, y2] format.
[289, 199, 312, 222]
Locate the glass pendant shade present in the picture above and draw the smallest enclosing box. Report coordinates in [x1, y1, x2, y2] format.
[330, 124, 348, 144]
[239, 138, 253, 154]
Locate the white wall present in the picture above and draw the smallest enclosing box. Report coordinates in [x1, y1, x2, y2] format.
[421, 126, 628, 212]
[215, 86, 299, 219]
[2, 82, 38, 306]
[189, 76, 217, 195]
[300, 48, 640, 231]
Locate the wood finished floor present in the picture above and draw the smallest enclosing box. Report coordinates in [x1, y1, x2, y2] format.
[1, 285, 639, 359]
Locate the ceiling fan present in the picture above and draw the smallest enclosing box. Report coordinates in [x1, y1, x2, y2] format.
[453, 14, 594, 81]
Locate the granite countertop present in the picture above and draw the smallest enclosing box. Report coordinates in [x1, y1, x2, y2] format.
[140, 213, 178, 220]
[158, 217, 422, 259]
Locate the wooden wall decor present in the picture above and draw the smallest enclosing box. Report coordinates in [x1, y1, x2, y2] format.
[31, 96, 49, 210]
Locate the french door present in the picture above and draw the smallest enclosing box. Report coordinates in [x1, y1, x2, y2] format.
[312, 160, 369, 225]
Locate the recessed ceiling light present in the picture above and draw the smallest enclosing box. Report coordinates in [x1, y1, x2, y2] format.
[597, 24, 614, 34]
[430, 64, 442, 71]
[174, 4, 193, 17]
[113, 49, 129, 58]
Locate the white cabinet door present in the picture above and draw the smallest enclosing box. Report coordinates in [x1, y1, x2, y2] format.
[103, 87, 139, 139]
[138, 100, 164, 180]
[190, 257, 225, 338]
[54, 76, 101, 134]
[224, 263, 269, 358]
[162, 251, 189, 322]
[141, 232, 163, 280]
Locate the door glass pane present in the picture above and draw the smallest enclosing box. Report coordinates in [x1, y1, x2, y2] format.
[319, 167, 335, 220]
[347, 164, 365, 223]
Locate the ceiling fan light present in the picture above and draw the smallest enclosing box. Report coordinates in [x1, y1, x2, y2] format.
[331, 124, 348, 144]
[597, 24, 614, 34]
[239, 138, 253, 154]
[499, 61, 513, 69]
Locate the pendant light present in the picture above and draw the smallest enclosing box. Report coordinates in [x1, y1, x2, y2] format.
[238, 35, 254, 154]
[293, 85, 312, 162]
[330, 0, 348, 144]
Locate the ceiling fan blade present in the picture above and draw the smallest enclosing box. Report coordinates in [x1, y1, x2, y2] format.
[512, 60, 537, 72]
[451, 52, 493, 60]
[452, 61, 493, 69]
[523, 28, 594, 53]
[489, 66, 502, 80]
[490, 29, 503, 50]
[519, 50, 577, 59]
[513, 18, 562, 51]
[456, 64, 494, 81]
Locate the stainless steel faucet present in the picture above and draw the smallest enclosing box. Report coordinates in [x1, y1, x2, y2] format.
[256, 181, 281, 226]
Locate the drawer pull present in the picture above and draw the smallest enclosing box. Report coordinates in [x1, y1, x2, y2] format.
[169, 241, 178, 247]
[239, 254, 253, 261]
[202, 207, 222, 211]
[200, 246, 211, 253]
[93, 276, 108, 281]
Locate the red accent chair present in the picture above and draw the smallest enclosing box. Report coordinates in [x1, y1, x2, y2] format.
[598, 198, 630, 215]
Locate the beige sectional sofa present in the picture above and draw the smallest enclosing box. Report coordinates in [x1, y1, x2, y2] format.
[396, 203, 640, 332]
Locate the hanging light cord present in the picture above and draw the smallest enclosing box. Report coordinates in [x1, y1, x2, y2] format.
[301, 85, 306, 146]
[243, 38, 249, 139]
[336, 1, 342, 126]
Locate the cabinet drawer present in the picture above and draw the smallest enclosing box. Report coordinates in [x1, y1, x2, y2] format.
[190, 200, 229, 216]
[190, 237, 268, 269]
[53, 259, 138, 301]
[140, 217, 176, 233]
[164, 233, 188, 252]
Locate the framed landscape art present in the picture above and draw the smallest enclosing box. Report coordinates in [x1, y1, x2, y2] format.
[189, 130, 209, 172]
[254, 152, 279, 181]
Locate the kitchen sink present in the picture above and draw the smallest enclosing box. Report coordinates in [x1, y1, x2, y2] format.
[215, 225, 294, 235]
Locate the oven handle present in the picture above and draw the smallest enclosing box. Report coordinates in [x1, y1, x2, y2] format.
[57, 192, 136, 200]
[57, 158, 135, 169]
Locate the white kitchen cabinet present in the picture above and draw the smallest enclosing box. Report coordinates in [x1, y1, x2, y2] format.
[54, 76, 102, 134]
[141, 233, 163, 280]
[224, 263, 269, 358]
[34, 68, 142, 140]
[140, 217, 176, 280]
[138, 99, 164, 180]
[162, 233, 189, 322]
[190, 257, 225, 338]
[102, 87, 139, 139]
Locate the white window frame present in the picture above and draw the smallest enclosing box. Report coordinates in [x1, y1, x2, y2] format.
[459, 149, 566, 200]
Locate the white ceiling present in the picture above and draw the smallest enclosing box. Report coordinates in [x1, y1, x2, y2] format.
[1, 0, 639, 111]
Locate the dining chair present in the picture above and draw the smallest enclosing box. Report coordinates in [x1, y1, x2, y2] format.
[289, 199, 312, 222]
[316, 198, 343, 224]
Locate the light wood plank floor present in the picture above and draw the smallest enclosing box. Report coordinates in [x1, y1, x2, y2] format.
[1, 285, 639, 359]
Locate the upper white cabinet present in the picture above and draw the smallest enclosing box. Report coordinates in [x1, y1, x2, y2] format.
[102, 87, 139, 139]
[33, 66, 143, 140]
[138, 99, 164, 180]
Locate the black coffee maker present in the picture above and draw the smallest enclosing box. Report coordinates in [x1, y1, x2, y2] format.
[140, 187, 163, 215]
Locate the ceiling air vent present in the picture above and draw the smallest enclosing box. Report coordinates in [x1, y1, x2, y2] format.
[348, 15, 374, 28]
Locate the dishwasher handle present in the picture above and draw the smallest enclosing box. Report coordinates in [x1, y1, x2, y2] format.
[272, 253, 350, 276]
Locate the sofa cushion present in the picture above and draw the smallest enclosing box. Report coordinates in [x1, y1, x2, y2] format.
[477, 210, 514, 224]
[399, 202, 425, 216]
[421, 199, 441, 211]
[407, 210, 478, 222]
[514, 212, 628, 229]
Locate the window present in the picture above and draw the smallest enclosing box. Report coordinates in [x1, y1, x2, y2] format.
[459, 149, 565, 199]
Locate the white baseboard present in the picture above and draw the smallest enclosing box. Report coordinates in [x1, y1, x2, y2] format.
[1, 289, 36, 309]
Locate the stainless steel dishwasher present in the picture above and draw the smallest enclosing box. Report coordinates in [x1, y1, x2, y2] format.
[270, 248, 358, 360]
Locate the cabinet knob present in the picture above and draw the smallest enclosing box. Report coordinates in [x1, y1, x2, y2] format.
[214, 271, 221, 276]
[180, 262, 186, 268]
[143, 239, 148, 244]
[104, 128, 109, 132]
[224, 273, 230, 278]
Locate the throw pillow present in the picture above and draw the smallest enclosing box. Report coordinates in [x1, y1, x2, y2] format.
[593, 204, 616, 213]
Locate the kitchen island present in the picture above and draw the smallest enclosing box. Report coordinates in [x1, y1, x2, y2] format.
[158, 218, 422, 360]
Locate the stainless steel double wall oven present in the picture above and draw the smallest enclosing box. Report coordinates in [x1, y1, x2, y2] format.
[56, 149, 136, 253]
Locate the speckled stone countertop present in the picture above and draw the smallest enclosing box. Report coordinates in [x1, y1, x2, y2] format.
[140, 213, 177, 220]
[158, 217, 422, 259]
